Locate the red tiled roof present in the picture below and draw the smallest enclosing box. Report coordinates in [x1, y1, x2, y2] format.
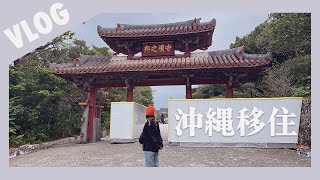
[50, 47, 272, 75]
[97, 18, 216, 38]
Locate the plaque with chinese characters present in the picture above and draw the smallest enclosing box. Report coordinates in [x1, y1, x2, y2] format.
[142, 41, 174, 57]
[168, 98, 302, 145]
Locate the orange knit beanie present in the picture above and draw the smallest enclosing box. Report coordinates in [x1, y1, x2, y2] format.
[146, 106, 155, 116]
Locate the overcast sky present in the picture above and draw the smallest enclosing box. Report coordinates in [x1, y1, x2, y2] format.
[72, 13, 268, 109]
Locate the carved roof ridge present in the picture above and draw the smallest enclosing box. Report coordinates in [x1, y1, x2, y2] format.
[118, 18, 201, 30]
[191, 46, 271, 61]
[97, 18, 216, 34]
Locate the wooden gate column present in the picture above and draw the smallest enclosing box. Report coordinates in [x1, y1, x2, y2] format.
[226, 76, 233, 98]
[126, 80, 134, 102]
[87, 86, 97, 142]
[186, 77, 192, 99]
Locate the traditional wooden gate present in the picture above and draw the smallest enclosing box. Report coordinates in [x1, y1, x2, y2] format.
[50, 18, 272, 143]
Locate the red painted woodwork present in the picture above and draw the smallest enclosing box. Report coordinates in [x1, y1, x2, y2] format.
[127, 54, 191, 60]
[93, 79, 228, 88]
[97, 18, 216, 56]
[87, 87, 97, 142]
[226, 82, 233, 98]
[52, 46, 272, 76]
[186, 78, 192, 99]
[50, 18, 273, 144]
[127, 84, 134, 102]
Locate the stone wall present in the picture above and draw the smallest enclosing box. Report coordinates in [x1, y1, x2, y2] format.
[298, 99, 311, 147]
[10, 136, 80, 158]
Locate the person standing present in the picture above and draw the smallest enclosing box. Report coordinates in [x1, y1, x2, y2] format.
[139, 106, 163, 167]
[160, 114, 165, 124]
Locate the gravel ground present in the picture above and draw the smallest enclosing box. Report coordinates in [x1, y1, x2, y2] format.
[9, 125, 311, 167]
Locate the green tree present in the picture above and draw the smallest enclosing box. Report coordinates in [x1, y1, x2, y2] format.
[97, 86, 154, 132]
[231, 13, 311, 62]
[134, 87, 154, 106]
[194, 13, 311, 98]
[261, 13, 311, 58]
[230, 22, 269, 54]
[261, 63, 294, 97]
[10, 66, 85, 145]
[193, 85, 226, 98]
[9, 97, 24, 147]
[18, 32, 112, 68]
[10, 31, 154, 146]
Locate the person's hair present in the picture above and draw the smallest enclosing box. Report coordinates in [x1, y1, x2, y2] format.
[146, 115, 157, 128]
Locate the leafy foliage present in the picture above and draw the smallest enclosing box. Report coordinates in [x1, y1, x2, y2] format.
[97, 86, 154, 130]
[9, 31, 153, 147]
[193, 85, 226, 98]
[9, 66, 85, 146]
[9, 98, 24, 147]
[261, 63, 293, 97]
[230, 13, 311, 62]
[262, 13, 311, 58]
[134, 87, 154, 106]
[18, 31, 112, 68]
[194, 13, 311, 99]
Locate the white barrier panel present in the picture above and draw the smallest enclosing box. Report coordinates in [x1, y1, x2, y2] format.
[110, 102, 146, 143]
[133, 103, 147, 139]
[168, 98, 302, 146]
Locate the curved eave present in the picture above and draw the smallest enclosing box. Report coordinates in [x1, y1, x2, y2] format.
[98, 28, 215, 39]
[53, 62, 270, 76]
[97, 18, 216, 38]
[50, 46, 272, 76]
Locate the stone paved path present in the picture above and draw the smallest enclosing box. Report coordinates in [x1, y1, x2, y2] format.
[9, 125, 311, 167]
[9, 141, 310, 167]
